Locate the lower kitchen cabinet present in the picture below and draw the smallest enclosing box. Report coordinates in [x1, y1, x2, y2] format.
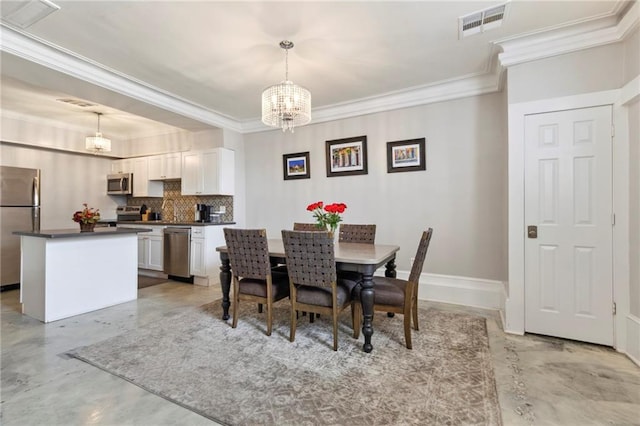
[119, 224, 231, 283]
[120, 224, 164, 272]
[190, 225, 230, 286]
[140, 233, 163, 270]
[189, 232, 206, 277]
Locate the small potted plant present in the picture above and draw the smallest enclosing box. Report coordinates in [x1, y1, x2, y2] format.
[72, 203, 101, 232]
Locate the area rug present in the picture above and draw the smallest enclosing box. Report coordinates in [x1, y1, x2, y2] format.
[68, 301, 502, 425]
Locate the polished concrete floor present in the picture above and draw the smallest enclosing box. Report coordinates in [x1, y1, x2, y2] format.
[1, 281, 639, 425]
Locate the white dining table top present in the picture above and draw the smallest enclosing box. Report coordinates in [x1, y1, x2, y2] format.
[217, 239, 400, 265]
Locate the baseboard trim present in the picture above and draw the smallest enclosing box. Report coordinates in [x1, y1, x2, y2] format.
[376, 270, 503, 311]
[624, 314, 640, 367]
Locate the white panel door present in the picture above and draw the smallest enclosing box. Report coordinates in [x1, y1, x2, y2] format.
[524, 105, 613, 346]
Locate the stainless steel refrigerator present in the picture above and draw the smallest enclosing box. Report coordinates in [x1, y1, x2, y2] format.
[1, 166, 41, 290]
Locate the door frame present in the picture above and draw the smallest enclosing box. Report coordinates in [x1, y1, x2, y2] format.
[505, 87, 633, 353]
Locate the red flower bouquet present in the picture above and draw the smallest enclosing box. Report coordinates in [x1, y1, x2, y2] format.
[306, 201, 347, 233]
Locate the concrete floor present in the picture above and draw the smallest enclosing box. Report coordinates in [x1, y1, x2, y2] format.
[1, 281, 639, 425]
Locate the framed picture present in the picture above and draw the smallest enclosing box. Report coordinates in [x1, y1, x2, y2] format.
[386, 138, 426, 173]
[325, 135, 368, 177]
[283, 152, 310, 180]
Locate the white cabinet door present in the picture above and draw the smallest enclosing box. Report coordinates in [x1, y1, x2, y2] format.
[112, 159, 132, 174]
[190, 237, 206, 277]
[148, 156, 164, 180]
[147, 235, 164, 271]
[120, 225, 164, 271]
[164, 153, 182, 179]
[200, 150, 220, 195]
[181, 152, 201, 195]
[181, 149, 234, 196]
[149, 154, 182, 180]
[133, 157, 163, 197]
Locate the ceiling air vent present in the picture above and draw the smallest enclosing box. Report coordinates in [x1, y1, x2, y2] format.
[1, 0, 60, 29]
[459, 2, 509, 39]
[56, 98, 97, 108]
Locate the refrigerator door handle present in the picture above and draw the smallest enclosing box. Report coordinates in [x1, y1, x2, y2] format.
[32, 176, 40, 207]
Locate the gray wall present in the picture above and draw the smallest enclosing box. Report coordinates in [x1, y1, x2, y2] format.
[0, 143, 120, 226]
[507, 43, 624, 104]
[243, 92, 508, 281]
[623, 27, 640, 84]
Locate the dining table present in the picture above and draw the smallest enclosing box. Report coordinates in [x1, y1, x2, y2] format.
[216, 239, 400, 353]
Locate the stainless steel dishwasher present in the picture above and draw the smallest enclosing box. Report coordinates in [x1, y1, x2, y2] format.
[163, 227, 191, 278]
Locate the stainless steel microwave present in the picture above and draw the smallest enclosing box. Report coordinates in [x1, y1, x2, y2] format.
[107, 173, 133, 195]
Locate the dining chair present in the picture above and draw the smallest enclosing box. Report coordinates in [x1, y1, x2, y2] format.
[281, 230, 355, 351]
[353, 228, 433, 349]
[223, 228, 290, 336]
[338, 224, 376, 244]
[293, 222, 325, 231]
[335, 223, 377, 326]
[271, 222, 324, 275]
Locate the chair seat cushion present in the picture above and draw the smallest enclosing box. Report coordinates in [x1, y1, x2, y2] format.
[239, 274, 290, 300]
[296, 279, 352, 307]
[353, 276, 407, 307]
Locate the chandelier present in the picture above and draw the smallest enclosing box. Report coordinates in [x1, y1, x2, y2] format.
[261, 40, 311, 132]
[85, 112, 111, 154]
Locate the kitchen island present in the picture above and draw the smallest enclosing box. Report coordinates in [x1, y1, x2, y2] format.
[13, 227, 151, 323]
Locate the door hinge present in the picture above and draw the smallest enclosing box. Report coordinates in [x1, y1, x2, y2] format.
[613, 302, 616, 315]
[611, 124, 615, 138]
[611, 213, 616, 226]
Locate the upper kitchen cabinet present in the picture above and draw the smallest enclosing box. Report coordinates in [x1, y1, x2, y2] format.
[132, 157, 163, 197]
[148, 153, 181, 180]
[111, 159, 132, 174]
[181, 148, 235, 196]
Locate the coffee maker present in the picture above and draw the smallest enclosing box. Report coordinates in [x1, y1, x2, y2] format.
[194, 204, 212, 222]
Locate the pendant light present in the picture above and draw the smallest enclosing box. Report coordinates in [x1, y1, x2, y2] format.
[85, 112, 111, 154]
[261, 40, 311, 132]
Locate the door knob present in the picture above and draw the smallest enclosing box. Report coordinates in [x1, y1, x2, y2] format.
[527, 225, 537, 239]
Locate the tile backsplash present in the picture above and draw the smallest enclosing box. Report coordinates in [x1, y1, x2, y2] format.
[127, 181, 233, 222]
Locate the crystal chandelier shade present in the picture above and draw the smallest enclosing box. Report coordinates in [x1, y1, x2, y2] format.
[85, 112, 111, 153]
[261, 41, 311, 132]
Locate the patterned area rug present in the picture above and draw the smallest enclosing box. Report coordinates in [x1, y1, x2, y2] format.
[69, 301, 502, 425]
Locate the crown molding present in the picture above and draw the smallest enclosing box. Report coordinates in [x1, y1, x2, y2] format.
[496, 1, 639, 67]
[0, 24, 243, 133]
[0, 22, 506, 136]
[2, 2, 635, 136]
[240, 67, 504, 133]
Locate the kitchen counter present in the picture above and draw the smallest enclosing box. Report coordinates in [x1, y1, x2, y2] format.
[14, 227, 151, 239]
[117, 221, 236, 227]
[16, 227, 147, 322]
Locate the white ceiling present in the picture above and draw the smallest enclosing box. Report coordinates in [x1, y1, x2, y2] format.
[0, 0, 634, 139]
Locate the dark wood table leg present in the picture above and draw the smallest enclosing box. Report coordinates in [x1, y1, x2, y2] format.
[385, 258, 397, 278]
[360, 268, 375, 353]
[219, 255, 231, 320]
[385, 257, 398, 317]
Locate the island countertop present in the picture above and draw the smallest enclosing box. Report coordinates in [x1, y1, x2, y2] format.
[117, 221, 236, 227]
[13, 227, 152, 239]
